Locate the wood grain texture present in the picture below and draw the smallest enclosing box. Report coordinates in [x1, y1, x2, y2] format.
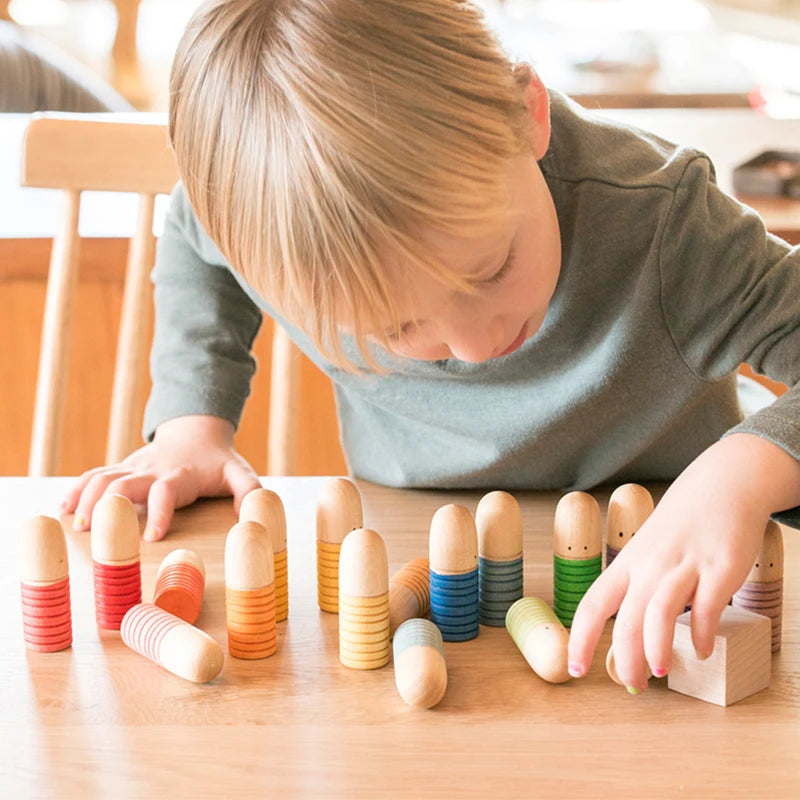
[668, 607, 772, 706]
[21, 115, 176, 195]
[429, 503, 479, 575]
[2, 478, 799, 798]
[20, 113, 308, 478]
[105, 193, 156, 464]
[553, 491, 603, 559]
[27, 191, 81, 476]
[476, 490, 523, 561]
[2, 274, 347, 477]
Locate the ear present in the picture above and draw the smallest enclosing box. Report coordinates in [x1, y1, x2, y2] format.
[521, 68, 551, 160]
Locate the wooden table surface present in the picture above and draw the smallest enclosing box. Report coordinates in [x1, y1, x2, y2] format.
[1, 477, 799, 799]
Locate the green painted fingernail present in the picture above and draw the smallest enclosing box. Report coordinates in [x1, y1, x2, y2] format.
[697, 651, 711, 661]
[626, 686, 641, 695]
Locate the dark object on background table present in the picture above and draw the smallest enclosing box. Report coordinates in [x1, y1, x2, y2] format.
[733, 150, 800, 199]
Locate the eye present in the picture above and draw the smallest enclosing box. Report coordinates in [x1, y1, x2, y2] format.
[481, 246, 516, 286]
[386, 321, 415, 343]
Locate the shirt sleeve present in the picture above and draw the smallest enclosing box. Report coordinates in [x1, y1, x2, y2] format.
[658, 154, 800, 526]
[142, 183, 263, 441]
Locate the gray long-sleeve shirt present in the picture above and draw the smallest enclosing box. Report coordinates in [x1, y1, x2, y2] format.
[144, 92, 800, 525]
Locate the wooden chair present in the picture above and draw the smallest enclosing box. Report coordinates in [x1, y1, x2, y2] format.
[21, 113, 300, 477]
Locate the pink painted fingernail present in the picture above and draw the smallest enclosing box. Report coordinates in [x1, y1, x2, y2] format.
[653, 667, 668, 678]
[568, 662, 584, 678]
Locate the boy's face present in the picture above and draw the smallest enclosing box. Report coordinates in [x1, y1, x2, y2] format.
[373, 153, 561, 363]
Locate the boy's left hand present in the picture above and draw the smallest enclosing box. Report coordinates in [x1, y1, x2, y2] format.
[566, 433, 799, 692]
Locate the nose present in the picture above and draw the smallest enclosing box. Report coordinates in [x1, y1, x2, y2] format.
[439, 312, 503, 363]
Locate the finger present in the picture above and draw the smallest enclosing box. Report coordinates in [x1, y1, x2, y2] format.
[689, 576, 732, 661]
[73, 470, 129, 531]
[143, 477, 182, 542]
[567, 567, 629, 678]
[611, 587, 651, 693]
[60, 466, 110, 514]
[105, 474, 158, 506]
[226, 464, 262, 516]
[642, 567, 697, 677]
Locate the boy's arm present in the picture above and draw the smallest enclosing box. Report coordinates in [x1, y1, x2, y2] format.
[143, 183, 264, 440]
[569, 156, 800, 689]
[658, 154, 800, 525]
[568, 431, 800, 690]
[63, 183, 265, 538]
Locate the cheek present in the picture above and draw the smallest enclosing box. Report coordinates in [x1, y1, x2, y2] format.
[388, 335, 447, 360]
[395, 343, 450, 360]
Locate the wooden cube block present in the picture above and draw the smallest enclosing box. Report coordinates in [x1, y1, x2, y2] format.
[667, 606, 771, 706]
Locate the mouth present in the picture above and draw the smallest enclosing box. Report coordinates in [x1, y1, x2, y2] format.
[494, 321, 528, 358]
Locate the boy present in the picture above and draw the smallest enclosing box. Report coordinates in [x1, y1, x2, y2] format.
[64, 0, 800, 694]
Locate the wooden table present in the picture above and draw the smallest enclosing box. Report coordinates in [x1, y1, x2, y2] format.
[2, 477, 798, 798]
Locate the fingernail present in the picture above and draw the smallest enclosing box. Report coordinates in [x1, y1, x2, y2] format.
[568, 662, 584, 678]
[696, 651, 711, 661]
[626, 686, 641, 696]
[143, 527, 159, 542]
[59, 500, 69, 512]
[75, 514, 87, 529]
[653, 668, 668, 678]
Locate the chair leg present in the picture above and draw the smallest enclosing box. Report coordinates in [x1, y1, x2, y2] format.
[29, 191, 81, 477]
[110, 0, 147, 106]
[106, 193, 155, 465]
[267, 324, 300, 476]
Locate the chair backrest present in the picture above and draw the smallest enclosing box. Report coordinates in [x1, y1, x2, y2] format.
[21, 113, 300, 476]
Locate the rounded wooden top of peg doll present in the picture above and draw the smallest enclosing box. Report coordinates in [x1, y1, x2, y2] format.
[394, 646, 448, 709]
[606, 644, 652, 686]
[239, 488, 287, 552]
[90, 494, 140, 564]
[553, 491, 602, 560]
[606, 484, 654, 550]
[476, 491, 523, 561]
[523, 621, 570, 684]
[159, 624, 225, 683]
[429, 504, 478, 575]
[746, 519, 784, 583]
[316, 477, 363, 544]
[339, 527, 388, 598]
[19, 515, 69, 584]
[157, 548, 206, 579]
[224, 521, 274, 590]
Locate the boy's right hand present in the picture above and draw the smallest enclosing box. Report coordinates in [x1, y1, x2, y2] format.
[60, 415, 262, 541]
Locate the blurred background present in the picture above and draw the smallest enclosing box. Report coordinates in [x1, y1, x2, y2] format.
[3, 0, 800, 479]
[2, 0, 800, 114]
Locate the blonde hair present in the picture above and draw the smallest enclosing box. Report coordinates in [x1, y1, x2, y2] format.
[169, 0, 534, 369]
